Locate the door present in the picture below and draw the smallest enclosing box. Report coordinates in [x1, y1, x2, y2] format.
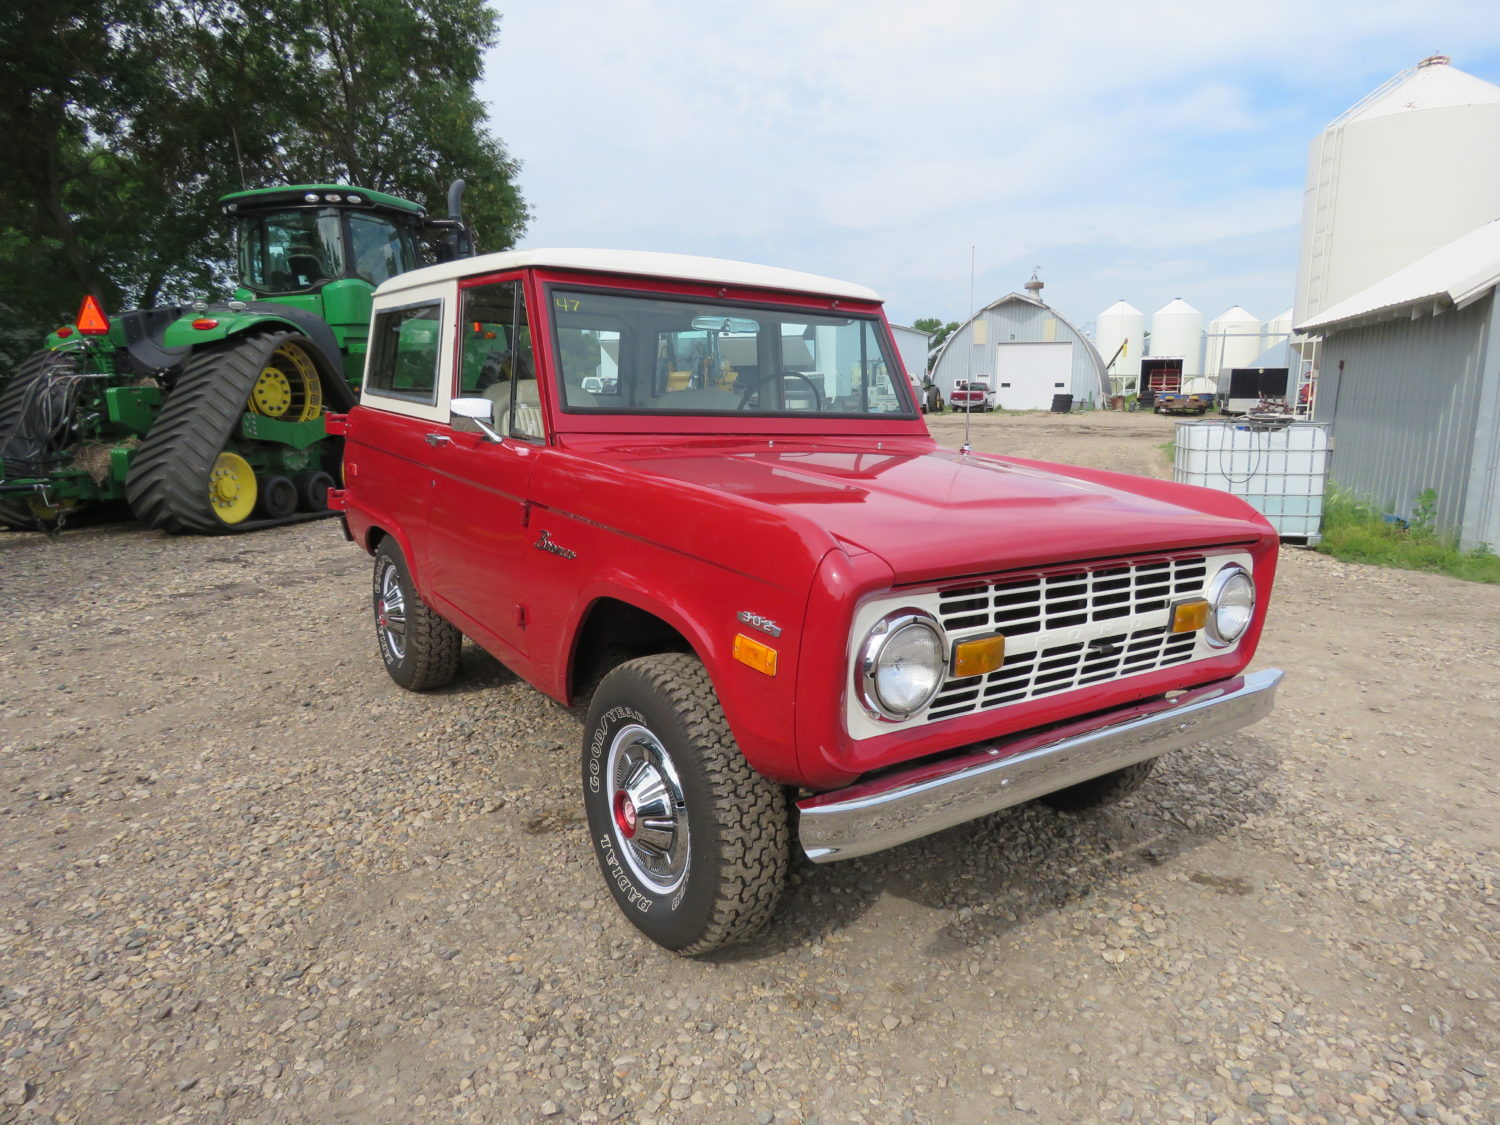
[423, 276, 543, 664]
[994, 342, 1073, 410]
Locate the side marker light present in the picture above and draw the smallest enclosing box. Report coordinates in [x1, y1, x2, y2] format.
[733, 633, 778, 677]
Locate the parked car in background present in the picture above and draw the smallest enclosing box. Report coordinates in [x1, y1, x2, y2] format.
[950, 378, 995, 412]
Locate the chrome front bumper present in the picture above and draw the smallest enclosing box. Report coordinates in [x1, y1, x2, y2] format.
[796, 668, 1283, 862]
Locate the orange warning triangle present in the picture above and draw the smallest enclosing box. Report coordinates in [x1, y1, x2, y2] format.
[76, 295, 110, 335]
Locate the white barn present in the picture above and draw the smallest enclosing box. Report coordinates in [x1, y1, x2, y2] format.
[929, 291, 1108, 410]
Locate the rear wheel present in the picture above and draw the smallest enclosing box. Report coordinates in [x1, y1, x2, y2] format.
[582, 654, 789, 954]
[0, 351, 82, 530]
[372, 540, 461, 691]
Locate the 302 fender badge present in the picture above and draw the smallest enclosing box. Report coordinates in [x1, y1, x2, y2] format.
[737, 610, 782, 638]
[534, 530, 577, 560]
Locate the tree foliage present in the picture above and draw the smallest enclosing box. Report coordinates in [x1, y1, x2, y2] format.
[0, 0, 528, 363]
[912, 317, 961, 369]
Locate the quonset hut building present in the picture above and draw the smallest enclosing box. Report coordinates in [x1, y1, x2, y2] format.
[929, 278, 1108, 410]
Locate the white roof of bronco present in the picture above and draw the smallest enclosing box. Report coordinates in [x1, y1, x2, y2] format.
[375, 248, 883, 303]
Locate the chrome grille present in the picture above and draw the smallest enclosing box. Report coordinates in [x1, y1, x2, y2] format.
[925, 555, 1209, 722]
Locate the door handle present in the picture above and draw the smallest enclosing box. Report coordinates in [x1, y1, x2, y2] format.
[424, 433, 451, 446]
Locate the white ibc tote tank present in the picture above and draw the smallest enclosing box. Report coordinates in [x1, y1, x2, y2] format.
[1204, 305, 1261, 378]
[1294, 55, 1500, 325]
[1149, 298, 1203, 376]
[1095, 300, 1144, 379]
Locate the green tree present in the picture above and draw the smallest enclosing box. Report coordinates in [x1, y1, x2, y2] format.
[912, 317, 961, 370]
[0, 0, 528, 364]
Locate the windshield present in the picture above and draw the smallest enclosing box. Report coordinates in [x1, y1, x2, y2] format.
[549, 288, 914, 418]
[238, 208, 347, 294]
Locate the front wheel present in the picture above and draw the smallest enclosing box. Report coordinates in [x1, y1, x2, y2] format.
[582, 654, 788, 954]
[1041, 758, 1157, 812]
[372, 541, 461, 691]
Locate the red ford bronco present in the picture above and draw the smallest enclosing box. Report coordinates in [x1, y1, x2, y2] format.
[329, 249, 1281, 954]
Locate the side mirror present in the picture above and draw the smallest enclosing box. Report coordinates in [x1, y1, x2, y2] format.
[451, 396, 503, 442]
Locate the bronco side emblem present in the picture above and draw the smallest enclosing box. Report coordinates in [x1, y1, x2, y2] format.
[534, 530, 577, 559]
[737, 610, 782, 638]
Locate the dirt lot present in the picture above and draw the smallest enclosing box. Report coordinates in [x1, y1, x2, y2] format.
[1, 410, 1496, 1125]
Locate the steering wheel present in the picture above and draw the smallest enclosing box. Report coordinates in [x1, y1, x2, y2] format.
[739, 370, 824, 412]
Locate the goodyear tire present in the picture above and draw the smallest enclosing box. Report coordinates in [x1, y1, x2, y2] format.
[582, 654, 788, 955]
[1041, 758, 1157, 812]
[372, 540, 461, 691]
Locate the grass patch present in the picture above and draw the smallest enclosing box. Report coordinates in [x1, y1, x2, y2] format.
[1317, 487, 1500, 584]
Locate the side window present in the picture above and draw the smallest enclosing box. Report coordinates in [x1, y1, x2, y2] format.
[348, 213, 415, 286]
[460, 281, 542, 440]
[366, 300, 443, 404]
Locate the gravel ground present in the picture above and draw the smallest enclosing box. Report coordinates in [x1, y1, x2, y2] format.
[1, 410, 1496, 1125]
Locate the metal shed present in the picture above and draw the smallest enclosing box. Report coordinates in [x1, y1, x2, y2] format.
[929, 292, 1109, 410]
[1296, 219, 1500, 550]
[888, 322, 933, 387]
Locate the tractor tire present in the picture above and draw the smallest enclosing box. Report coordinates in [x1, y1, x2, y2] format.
[0, 495, 35, 530]
[126, 331, 320, 533]
[0, 351, 55, 453]
[294, 470, 335, 511]
[257, 475, 297, 520]
[372, 540, 461, 691]
[582, 653, 789, 955]
[1, 351, 79, 531]
[1040, 758, 1158, 812]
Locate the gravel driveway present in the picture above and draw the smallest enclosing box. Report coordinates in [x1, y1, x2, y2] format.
[1, 411, 1495, 1124]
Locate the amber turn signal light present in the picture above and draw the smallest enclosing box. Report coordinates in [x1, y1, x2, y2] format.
[951, 633, 1005, 678]
[1171, 599, 1210, 633]
[733, 633, 778, 676]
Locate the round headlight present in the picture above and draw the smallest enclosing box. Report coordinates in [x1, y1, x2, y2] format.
[1206, 565, 1255, 647]
[858, 612, 946, 721]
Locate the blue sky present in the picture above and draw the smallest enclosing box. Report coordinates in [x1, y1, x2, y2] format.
[480, 2, 1500, 336]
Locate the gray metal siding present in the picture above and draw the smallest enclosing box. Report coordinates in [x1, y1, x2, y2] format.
[931, 298, 1107, 405]
[1317, 292, 1496, 545]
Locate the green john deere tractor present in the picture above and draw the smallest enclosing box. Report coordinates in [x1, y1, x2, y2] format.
[0, 181, 473, 532]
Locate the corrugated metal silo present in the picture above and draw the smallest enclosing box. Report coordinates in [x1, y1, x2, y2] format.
[1095, 300, 1144, 382]
[1149, 298, 1203, 376]
[1204, 305, 1261, 382]
[1294, 55, 1500, 326]
[1262, 307, 1293, 349]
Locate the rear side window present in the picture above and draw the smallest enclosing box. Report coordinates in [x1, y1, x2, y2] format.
[366, 300, 443, 404]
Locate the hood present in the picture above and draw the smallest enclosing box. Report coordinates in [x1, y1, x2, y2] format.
[600, 439, 1268, 583]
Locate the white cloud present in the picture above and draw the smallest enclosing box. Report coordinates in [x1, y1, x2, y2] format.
[483, 1, 1500, 325]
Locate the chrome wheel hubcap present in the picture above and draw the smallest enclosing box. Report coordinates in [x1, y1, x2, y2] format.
[607, 724, 689, 893]
[378, 565, 407, 660]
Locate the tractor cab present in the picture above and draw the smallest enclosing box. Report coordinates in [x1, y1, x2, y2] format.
[223, 185, 428, 299]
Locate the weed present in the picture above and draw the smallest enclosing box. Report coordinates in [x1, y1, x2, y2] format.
[1317, 485, 1500, 584]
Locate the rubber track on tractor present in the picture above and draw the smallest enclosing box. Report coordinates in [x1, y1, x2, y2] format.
[126, 330, 311, 534]
[0, 350, 68, 529]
